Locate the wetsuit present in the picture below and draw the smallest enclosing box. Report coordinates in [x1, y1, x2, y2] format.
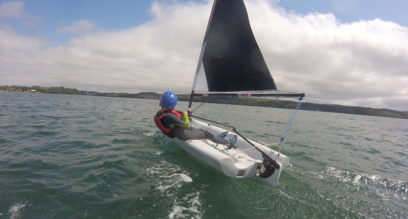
[154, 110, 229, 145]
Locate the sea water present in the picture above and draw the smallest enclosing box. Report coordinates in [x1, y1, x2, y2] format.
[0, 92, 407, 218]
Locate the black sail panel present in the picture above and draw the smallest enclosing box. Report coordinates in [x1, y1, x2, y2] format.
[202, 0, 277, 92]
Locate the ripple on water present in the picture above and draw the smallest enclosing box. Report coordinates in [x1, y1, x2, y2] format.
[364, 148, 382, 154]
[312, 166, 408, 218]
[338, 141, 353, 148]
[111, 138, 138, 145]
[45, 140, 104, 153]
[31, 130, 59, 137]
[8, 159, 60, 170]
[0, 138, 8, 144]
[146, 161, 201, 218]
[6, 202, 26, 219]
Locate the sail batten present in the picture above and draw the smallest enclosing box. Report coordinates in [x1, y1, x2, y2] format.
[193, 0, 277, 93]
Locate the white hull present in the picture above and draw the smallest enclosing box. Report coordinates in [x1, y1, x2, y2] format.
[174, 119, 289, 187]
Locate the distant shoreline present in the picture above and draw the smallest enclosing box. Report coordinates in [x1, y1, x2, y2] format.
[1, 85, 407, 119]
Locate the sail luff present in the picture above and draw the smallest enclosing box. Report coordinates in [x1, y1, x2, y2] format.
[189, 0, 219, 109]
[189, 41, 207, 112]
[191, 42, 207, 91]
[191, 0, 218, 93]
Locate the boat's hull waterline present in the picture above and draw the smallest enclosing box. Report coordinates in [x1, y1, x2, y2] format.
[175, 119, 289, 187]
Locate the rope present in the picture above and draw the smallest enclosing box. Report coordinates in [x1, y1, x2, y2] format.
[190, 114, 280, 169]
[212, 102, 229, 124]
[191, 102, 205, 113]
[278, 98, 303, 147]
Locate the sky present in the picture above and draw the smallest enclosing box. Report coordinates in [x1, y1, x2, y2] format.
[1, 0, 407, 111]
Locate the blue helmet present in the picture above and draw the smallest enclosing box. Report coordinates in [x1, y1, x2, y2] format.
[160, 91, 178, 109]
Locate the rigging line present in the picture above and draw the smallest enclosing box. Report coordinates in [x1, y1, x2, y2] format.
[191, 102, 206, 114]
[278, 97, 303, 146]
[213, 102, 229, 123]
[228, 150, 261, 163]
[213, 142, 260, 163]
[190, 114, 280, 169]
[232, 128, 281, 170]
[190, 115, 235, 129]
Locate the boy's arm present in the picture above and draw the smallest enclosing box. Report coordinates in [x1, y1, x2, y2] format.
[179, 111, 191, 128]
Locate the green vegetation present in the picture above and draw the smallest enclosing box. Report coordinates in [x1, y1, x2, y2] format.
[1, 85, 407, 119]
[0, 85, 81, 95]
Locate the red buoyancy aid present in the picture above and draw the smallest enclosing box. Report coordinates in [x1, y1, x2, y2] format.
[154, 109, 182, 137]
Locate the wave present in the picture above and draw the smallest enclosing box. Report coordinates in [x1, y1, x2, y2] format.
[313, 166, 408, 218]
[147, 161, 202, 218]
[1, 202, 27, 219]
[168, 192, 202, 219]
[321, 167, 408, 195]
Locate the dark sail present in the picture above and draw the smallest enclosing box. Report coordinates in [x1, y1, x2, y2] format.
[201, 0, 277, 92]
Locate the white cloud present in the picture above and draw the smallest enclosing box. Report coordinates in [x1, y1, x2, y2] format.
[0, 26, 47, 55]
[1, 0, 407, 111]
[57, 20, 96, 34]
[0, 1, 28, 19]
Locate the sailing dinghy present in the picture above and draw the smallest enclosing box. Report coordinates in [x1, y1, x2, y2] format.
[176, 0, 305, 187]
